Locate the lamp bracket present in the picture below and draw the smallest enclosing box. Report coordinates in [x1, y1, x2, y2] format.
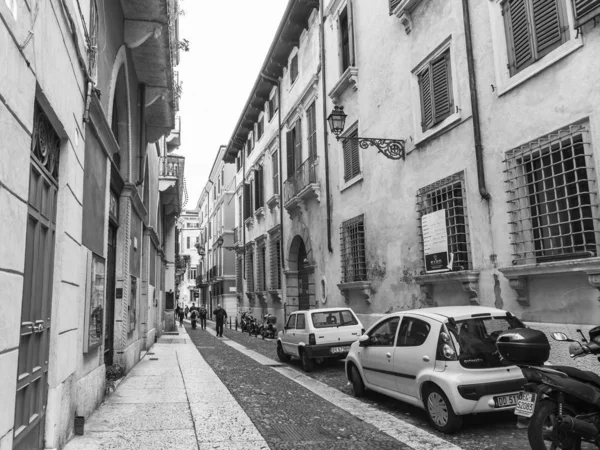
[337, 135, 406, 161]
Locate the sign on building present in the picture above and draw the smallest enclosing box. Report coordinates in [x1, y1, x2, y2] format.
[422, 209, 451, 273]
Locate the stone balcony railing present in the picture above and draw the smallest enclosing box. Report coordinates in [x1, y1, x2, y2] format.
[283, 157, 320, 215]
[159, 154, 185, 216]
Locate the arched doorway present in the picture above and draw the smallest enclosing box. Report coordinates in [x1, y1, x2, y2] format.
[287, 234, 315, 313]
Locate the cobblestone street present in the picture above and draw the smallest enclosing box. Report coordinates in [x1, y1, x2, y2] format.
[188, 322, 531, 450]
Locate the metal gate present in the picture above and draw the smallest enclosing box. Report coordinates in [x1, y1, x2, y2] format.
[104, 224, 117, 366]
[13, 158, 58, 449]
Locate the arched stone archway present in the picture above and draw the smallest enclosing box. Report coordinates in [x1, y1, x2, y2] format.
[108, 46, 132, 181]
[285, 222, 316, 312]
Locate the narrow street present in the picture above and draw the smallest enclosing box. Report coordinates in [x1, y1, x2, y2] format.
[187, 321, 531, 450]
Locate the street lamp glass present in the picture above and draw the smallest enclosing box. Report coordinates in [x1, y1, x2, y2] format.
[327, 106, 347, 136]
[216, 236, 224, 247]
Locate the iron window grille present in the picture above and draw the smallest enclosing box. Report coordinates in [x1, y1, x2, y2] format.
[503, 0, 569, 76]
[32, 101, 61, 181]
[503, 123, 599, 265]
[256, 241, 267, 291]
[343, 129, 360, 182]
[245, 246, 255, 292]
[418, 49, 453, 132]
[340, 214, 367, 283]
[307, 102, 317, 160]
[290, 53, 299, 84]
[269, 234, 282, 290]
[416, 172, 472, 271]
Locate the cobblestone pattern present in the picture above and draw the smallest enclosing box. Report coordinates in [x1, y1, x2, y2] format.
[185, 324, 410, 450]
[197, 322, 533, 450]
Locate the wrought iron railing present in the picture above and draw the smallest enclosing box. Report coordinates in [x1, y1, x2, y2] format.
[160, 155, 184, 178]
[283, 157, 317, 204]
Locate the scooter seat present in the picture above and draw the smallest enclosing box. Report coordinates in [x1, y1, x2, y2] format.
[549, 365, 600, 387]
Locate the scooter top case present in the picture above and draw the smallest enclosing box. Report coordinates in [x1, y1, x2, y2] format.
[522, 365, 600, 407]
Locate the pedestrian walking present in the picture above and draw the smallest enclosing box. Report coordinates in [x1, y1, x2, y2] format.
[184, 305, 189, 319]
[178, 307, 185, 327]
[190, 308, 198, 329]
[199, 304, 207, 330]
[213, 304, 227, 337]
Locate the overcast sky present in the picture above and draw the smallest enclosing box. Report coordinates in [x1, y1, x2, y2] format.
[176, 0, 289, 210]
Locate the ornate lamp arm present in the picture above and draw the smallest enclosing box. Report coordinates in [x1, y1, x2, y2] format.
[337, 135, 406, 161]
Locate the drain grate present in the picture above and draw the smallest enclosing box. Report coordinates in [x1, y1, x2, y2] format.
[268, 423, 336, 441]
[149, 357, 159, 361]
[147, 352, 155, 355]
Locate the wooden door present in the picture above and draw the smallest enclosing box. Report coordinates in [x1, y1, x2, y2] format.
[104, 224, 117, 366]
[297, 241, 310, 310]
[13, 159, 57, 450]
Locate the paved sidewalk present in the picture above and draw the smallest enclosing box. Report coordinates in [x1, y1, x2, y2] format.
[63, 326, 269, 450]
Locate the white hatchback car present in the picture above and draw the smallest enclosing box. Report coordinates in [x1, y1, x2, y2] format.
[345, 306, 526, 433]
[277, 307, 364, 372]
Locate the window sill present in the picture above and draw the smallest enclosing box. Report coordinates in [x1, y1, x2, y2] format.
[268, 289, 282, 302]
[244, 217, 254, 229]
[413, 270, 480, 305]
[413, 111, 462, 149]
[498, 257, 600, 306]
[340, 173, 363, 193]
[254, 206, 266, 221]
[497, 38, 583, 97]
[391, 0, 423, 34]
[337, 280, 373, 304]
[328, 66, 358, 104]
[266, 194, 280, 211]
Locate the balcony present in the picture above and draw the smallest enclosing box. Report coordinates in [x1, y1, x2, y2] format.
[166, 115, 181, 148]
[283, 157, 320, 216]
[159, 155, 185, 217]
[122, 0, 179, 142]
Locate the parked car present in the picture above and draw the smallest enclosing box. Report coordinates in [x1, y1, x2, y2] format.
[345, 306, 526, 433]
[277, 307, 364, 372]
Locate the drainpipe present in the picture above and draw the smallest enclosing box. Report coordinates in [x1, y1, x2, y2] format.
[462, 0, 490, 200]
[319, 4, 334, 252]
[261, 72, 286, 272]
[137, 83, 146, 185]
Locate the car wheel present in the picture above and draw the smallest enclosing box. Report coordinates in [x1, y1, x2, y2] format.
[301, 351, 314, 372]
[424, 386, 463, 433]
[277, 343, 291, 362]
[350, 366, 366, 397]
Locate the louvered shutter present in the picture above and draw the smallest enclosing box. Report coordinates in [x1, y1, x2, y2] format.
[389, 0, 402, 15]
[419, 67, 433, 131]
[432, 52, 452, 123]
[294, 119, 303, 170]
[574, 0, 600, 26]
[243, 183, 251, 219]
[343, 131, 360, 182]
[258, 166, 264, 207]
[307, 103, 317, 159]
[286, 130, 295, 178]
[532, 0, 562, 57]
[505, 0, 534, 75]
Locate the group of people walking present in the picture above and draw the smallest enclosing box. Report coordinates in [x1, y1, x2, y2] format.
[175, 303, 227, 336]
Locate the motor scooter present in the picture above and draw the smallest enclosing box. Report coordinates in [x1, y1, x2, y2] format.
[497, 326, 600, 450]
[259, 314, 277, 340]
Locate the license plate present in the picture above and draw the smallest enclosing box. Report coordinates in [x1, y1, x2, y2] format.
[514, 391, 537, 418]
[331, 346, 350, 354]
[493, 393, 519, 408]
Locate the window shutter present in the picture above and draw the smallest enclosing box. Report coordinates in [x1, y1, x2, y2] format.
[505, 0, 534, 74]
[419, 67, 433, 131]
[286, 130, 295, 178]
[258, 166, 264, 207]
[389, 0, 402, 15]
[432, 52, 452, 123]
[243, 183, 251, 219]
[343, 131, 360, 182]
[573, 0, 600, 26]
[307, 103, 317, 159]
[294, 119, 303, 170]
[532, 0, 563, 56]
[272, 151, 279, 195]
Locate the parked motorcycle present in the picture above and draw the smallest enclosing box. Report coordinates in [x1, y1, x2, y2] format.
[247, 315, 260, 337]
[259, 314, 277, 340]
[497, 326, 600, 450]
[240, 311, 252, 333]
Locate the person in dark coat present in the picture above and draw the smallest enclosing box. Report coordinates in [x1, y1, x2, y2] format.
[199, 304, 207, 330]
[213, 304, 227, 337]
[178, 306, 185, 327]
[190, 308, 198, 329]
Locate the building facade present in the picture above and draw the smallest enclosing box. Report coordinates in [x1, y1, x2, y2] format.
[0, 0, 183, 448]
[175, 209, 200, 308]
[220, 0, 600, 343]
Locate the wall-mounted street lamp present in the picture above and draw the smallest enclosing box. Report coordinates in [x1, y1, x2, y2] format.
[195, 242, 205, 258]
[326, 106, 406, 160]
[216, 236, 244, 253]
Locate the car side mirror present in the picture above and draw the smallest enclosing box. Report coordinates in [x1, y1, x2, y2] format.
[358, 335, 370, 347]
[552, 332, 572, 342]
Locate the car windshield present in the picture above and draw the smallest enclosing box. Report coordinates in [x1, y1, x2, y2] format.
[311, 310, 358, 328]
[446, 314, 524, 369]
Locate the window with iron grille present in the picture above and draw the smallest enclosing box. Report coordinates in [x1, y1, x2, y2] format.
[290, 53, 299, 84]
[245, 246, 255, 292]
[340, 214, 367, 283]
[503, 123, 599, 265]
[272, 150, 279, 195]
[307, 102, 317, 160]
[256, 240, 267, 291]
[343, 129, 360, 182]
[236, 255, 243, 293]
[416, 172, 471, 271]
[269, 234, 282, 289]
[503, 0, 569, 76]
[418, 49, 453, 132]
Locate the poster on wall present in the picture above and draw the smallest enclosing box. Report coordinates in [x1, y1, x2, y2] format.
[422, 209, 451, 273]
[85, 253, 105, 352]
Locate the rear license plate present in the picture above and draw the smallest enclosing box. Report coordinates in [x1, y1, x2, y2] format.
[330, 346, 350, 354]
[514, 391, 537, 418]
[493, 393, 519, 408]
